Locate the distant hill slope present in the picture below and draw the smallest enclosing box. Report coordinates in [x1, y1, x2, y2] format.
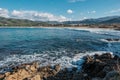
[0, 17, 48, 26]
[63, 16, 120, 24]
[0, 16, 120, 26]
[100, 17, 120, 24]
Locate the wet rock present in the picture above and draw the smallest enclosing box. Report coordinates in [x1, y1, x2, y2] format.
[38, 65, 60, 78]
[103, 71, 120, 80]
[103, 38, 120, 42]
[5, 72, 11, 77]
[92, 77, 102, 80]
[0, 74, 4, 79]
[5, 69, 31, 80]
[2, 62, 41, 80]
[95, 53, 113, 60]
[0, 53, 120, 80]
[54, 64, 61, 72]
[26, 74, 41, 80]
[82, 53, 120, 79]
[84, 55, 94, 63]
[114, 55, 120, 60]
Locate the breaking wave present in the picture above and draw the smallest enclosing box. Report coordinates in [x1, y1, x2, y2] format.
[0, 50, 114, 73]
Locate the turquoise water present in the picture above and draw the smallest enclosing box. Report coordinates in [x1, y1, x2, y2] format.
[0, 27, 120, 70]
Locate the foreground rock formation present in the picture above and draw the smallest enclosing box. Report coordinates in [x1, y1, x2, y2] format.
[0, 53, 120, 80]
[82, 53, 120, 80]
[0, 62, 61, 80]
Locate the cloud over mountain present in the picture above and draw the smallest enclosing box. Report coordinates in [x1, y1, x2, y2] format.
[88, 11, 96, 14]
[109, 9, 120, 13]
[0, 8, 9, 18]
[0, 8, 69, 22]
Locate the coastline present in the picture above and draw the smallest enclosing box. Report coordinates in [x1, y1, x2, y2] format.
[0, 26, 119, 80]
[0, 52, 120, 80]
[0, 26, 119, 31]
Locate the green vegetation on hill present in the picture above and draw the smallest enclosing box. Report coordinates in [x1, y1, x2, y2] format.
[0, 17, 48, 26]
[0, 16, 120, 29]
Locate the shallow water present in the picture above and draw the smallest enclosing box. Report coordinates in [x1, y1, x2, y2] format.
[0, 27, 120, 71]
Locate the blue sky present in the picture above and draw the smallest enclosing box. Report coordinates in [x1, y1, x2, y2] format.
[0, 0, 120, 21]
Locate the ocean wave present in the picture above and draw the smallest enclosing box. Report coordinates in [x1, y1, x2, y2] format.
[66, 27, 120, 36]
[0, 50, 114, 73]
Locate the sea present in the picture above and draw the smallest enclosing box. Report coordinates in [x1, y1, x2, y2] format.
[0, 27, 120, 72]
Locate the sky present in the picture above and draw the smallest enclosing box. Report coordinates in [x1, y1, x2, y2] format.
[0, 0, 120, 21]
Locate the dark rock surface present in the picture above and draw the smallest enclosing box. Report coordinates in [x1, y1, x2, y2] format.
[104, 38, 120, 42]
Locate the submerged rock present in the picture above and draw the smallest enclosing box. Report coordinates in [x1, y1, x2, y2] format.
[101, 38, 120, 42]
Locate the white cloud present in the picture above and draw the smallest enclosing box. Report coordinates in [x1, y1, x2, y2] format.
[0, 8, 9, 17]
[88, 10, 96, 14]
[83, 17, 87, 19]
[11, 10, 69, 22]
[69, 0, 85, 3]
[109, 9, 120, 13]
[67, 9, 73, 14]
[105, 9, 120, 14]
[0, 8, 70, 22]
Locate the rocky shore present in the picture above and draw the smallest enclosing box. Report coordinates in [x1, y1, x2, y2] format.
[0, 53, 120, 80]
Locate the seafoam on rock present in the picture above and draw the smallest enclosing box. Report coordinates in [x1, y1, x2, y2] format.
[0, 51, 114, 73]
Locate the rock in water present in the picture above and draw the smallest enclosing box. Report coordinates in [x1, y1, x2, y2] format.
[103, 71, 120, 80]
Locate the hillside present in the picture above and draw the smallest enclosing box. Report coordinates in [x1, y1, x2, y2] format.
[100, 17, 120, 24]
[0, 16, 120, 27]
[63, 16, 120, 25]
[0, 17, 48, 26]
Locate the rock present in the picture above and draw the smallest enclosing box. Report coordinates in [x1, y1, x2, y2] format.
[27, 74, 41, 80]
[54, 64, 61, 72]
[95, 59, 102, 63]
[4, 62, 40, 80]
[25, 62, 39, 73]
[5, 72, 10, 77]
[92, 77, 102, 80]
[103, 66, 113, 73]
[1, 53, 120, 80]
[72, 67, 77, 72]
[0, 74, 4, 79]
[83, 73, 88, 77]
[85, 55, 94, 63]
[114, 55, 120, 60]
[96, 53, 113, 60]
[82, 53, 120, 79]
[103, 71, 120, 80]
[102, 38, 120, 42]
[5, 69, 31, 80]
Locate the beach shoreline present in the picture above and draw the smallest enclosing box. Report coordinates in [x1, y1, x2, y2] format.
[0, 26, 119, 31]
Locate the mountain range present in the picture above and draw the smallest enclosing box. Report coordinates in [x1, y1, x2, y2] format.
[63, 16, 120, 24]
[0, 16, 120, 26]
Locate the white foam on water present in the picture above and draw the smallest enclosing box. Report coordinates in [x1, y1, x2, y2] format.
[66, 27, 120, 36]
[0, 50, 114, 73]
